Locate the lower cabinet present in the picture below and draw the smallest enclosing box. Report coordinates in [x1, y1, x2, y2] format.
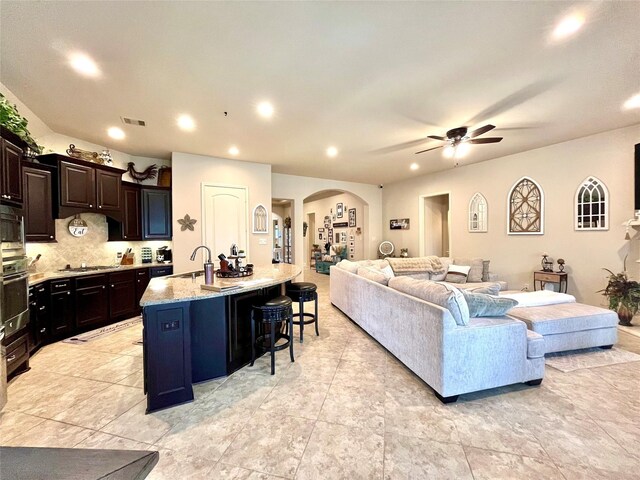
[50, 280, 74, 339]
[135, 268, 150, 308]
[75, 274, 109, 328]
[109, 270, 137, 320]
[29, 283, 50, 353]
[4, 332, 30, 377]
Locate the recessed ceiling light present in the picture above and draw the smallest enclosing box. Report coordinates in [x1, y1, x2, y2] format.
[68, 52, 100, 77]
[410, 163, 419, 171]
[177, 114, 195, 131]
[326, 146, 338, 158]
[107, 127, 125, 140]
[228, 146, 239, 155]
[623, 93, 640, 110]
[552, 13, 585, 40]
[257, 101, 274, 118]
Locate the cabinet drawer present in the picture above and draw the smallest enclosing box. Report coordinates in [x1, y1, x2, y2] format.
[535, 272, 561, 283]
[136, 268, 150, 278]
[6, 332, 29, 375]
[76, 274, 108, 290]
[109, 270, 135, 284]
[51, 279, 71, 291]
[150, 266, 173, 278]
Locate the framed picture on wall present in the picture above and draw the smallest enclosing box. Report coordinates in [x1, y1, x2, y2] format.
[349, 241, 354, 247]
[390, 218, 410, 230]
[349, 247, 354, 253]
[337, 203, 343, 218]
[335, 233, 340, 244]
[348, 208, 356, 227]
[349, 234, 354, 241]
[318, 228, 324, 232]
[328, 228, 333, 239]
[318, 233, 323, 240]
[340, 232, 347, 242]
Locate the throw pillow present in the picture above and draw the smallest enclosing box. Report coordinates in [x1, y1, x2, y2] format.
[455, 257, 484, 283]
[482, 260, 491, 282]
[430, 257, 452, 281]
[463, 283, 501, 295]
[336, 259, 359, 274]
[380, 265, 395, 279]
[460, 290, 518, 317]
[357, 266, 389, 285]
[445, 264, 471, 284]
[388, 277, 470, 326]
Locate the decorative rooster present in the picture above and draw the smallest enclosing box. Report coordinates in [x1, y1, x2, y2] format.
[127, 162, 158, 183]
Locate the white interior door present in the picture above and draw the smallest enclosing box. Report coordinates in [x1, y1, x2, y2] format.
[202, 184, 248, 260]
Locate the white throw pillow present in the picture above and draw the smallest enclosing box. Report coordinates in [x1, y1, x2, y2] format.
[430, 257, 452, 281]
[380, 265, 395, 279]
[337, 259, 359, 274]
[357, 266, 390, 285]
[445, 264, 471, 284]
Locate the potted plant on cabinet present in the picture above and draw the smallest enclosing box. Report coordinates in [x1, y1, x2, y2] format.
[600, 258, 640, 326]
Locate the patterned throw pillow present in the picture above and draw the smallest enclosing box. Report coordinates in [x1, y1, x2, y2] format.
[445, 264, 471, 284]
[463, 283, 501, 295]
[460, 290, 518, 317]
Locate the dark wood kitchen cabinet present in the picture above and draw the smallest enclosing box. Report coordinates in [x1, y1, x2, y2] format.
[142, 187, 172, 240]
[22, 162, 56, 242]
[135, 268, 150, 308]
[29, 283, 50, 353]
[50, 279, 74, 339]
[75, 274, 109, 328]
[108, 183, 142, 241]
[1, 136, 24, 205]
[109, 270, 137, 320]
[36, 154, 126, 219]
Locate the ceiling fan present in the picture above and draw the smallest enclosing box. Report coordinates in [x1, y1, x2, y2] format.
[415, 124, 503, 158]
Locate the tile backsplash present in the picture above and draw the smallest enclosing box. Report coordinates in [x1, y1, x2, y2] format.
[26, 213, 172, 272]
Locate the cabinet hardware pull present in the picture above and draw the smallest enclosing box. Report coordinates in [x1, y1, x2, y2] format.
[98, 205, 102, 209]
[89, 204, 93, 207]
[40, 328, 46, 333]
[111, 284, 115, 287]
[39, 306, 45, 311]
[67, 292, 71, 295]
[50, 236, 54, 239]
[103, 286, 106, 289]
[7, 354, 16, 362]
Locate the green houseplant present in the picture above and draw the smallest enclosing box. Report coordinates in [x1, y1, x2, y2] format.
[599, 257, 640, 326]
[0, 93, 43, 153]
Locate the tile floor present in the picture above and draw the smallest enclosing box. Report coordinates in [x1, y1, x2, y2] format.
[2, 270, 640, 479]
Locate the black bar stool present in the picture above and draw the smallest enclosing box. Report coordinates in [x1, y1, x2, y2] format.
[250, 295, 295, 375]
[286, 282, 318, 343]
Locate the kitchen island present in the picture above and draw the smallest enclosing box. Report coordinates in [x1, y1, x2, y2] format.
[140, 263, 301, 413]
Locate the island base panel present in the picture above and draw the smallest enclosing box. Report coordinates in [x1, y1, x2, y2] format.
[143, 302, 194, 413]
[191, 297, 228, 383]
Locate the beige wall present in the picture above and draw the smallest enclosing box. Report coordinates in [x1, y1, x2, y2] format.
[171, 152, 272, 273]
[272, 173, 383, 266]
[303, 192, 367, 261]
[383, 124, 640, 307]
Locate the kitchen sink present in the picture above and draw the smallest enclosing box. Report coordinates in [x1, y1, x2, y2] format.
[172, 270, 205, 279]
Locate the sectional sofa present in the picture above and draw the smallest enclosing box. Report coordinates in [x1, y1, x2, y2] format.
[330, 257, 618, 403]
[330, 259, 544, 402]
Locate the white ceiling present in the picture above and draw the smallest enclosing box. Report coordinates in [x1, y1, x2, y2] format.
[1, 2, 639, 185]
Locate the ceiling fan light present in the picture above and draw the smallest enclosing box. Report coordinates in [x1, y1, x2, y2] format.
[443, 146, 455, 158]
[456, 143, 471, 158]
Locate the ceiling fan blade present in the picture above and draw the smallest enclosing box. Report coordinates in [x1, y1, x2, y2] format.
[369, 137, 431, 154]
[468, 137, 503, 144]
[427, 135, 446, 141]
[415, 145, 444, 154]
[469, 124, 496, 138]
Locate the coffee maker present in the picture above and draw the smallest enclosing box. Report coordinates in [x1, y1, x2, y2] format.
[156, 246, 172, 263]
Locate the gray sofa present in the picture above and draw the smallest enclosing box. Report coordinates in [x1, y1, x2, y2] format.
[330, 264, 545, 403]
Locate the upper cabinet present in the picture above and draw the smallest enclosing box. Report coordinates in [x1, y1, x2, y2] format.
[22, 162, 56, 242]
[107, 182, 142, 241]
[142, 187, 172, 240]
[1, 128, 27, 206]
[37, 154, 125, 219]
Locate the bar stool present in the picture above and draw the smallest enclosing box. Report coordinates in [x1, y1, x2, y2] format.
[286, 282, 318, 343]
[250, 295, 295, 375]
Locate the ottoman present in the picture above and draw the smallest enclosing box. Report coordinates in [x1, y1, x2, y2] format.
[508, 302, 618, 354]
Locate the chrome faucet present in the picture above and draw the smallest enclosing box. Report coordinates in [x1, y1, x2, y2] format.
[190, 245, 212, 263]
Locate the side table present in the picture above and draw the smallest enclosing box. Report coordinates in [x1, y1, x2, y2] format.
[534, 271, 568, 293]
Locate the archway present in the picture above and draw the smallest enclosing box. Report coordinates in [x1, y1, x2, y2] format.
[303, 189, 369, 267]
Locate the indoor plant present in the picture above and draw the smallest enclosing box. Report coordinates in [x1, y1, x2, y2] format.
[0, 92, 42, 153]
[600, 257, 640, 326]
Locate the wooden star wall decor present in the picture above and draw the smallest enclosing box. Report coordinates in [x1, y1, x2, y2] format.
[178, 214, 197, 231]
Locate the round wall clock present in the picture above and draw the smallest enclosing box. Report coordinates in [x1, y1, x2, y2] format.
[68, 215, 88, 237]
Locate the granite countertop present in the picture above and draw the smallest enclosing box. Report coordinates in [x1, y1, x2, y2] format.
[140, 263, 302, 306]
[28, 263, 173, 286]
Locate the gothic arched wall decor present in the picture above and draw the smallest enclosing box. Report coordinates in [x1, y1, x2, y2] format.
[575, 176, 609, 231]
[252, 204, 268, 234]
[468, 192, 488, 232]
[507, 177, 544, 235]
